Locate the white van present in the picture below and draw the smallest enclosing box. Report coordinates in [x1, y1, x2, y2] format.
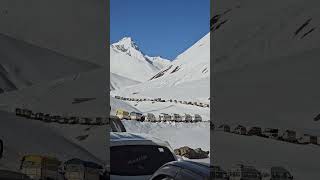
[193, 114, 202, 122]
[109, 132, 177, 180]
[229, 164, 261, 180]
[129, 112, 143, 121]
[182, 114, 192, 123]
[171, 114, 182, 122]
[159, 113, 171, 122]
[145, 113, 157, 122]
[260, 167, 293, 180]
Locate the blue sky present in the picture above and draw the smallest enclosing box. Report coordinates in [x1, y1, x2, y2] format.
[110, 0, 210, 60]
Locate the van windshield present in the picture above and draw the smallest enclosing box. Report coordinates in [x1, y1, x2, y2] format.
[22, 161, 41, 168]
[111, 145, 175, 176]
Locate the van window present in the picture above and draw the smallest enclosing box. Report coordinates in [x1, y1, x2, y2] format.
[22, 161, 41, 168]
[111, 145, 175, 176]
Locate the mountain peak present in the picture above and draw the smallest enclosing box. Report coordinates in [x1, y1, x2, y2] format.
[112, 36, 140, 51]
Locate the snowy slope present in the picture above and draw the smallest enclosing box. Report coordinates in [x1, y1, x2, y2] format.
[110, 48, 158, 82]
[111, 37, 146, 62]
[122, 120, 210, 156]
[110, 96, 140, 115]
[0, 33, 99, 93]
[110, 72, 140, 91]
[213, 0, 320, 72]
[213, 131, 320, 180]
[112, 33, 210, 102]
[149, 33, 210, 84]
[110, 37, 160, 82]
[0, 68, 108, 117]
[213, 0, 320, 133]
[0, 111, 104, 171]
[145, 55, 171, 69]
[213, 0, 320, 179]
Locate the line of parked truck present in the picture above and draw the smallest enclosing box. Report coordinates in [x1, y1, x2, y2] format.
[114, 95, 210, 108]
[213, 164, 293, 180]
[14, 108, 107, 126]
[0, 154, 106, 180]
[215, 123, 320, 145]
[115, 109, 203, 123]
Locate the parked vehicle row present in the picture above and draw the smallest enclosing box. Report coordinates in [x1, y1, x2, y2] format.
[212, 164, 293, 180]
[114, 95, 210, 108]
[19, 155, 105, 180]
[215, 123, 320, 145]
[115, 109, 203, 123]
[15, 108, 107, 126]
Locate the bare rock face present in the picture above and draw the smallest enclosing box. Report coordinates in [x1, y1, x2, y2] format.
[174, 146, 209, 159]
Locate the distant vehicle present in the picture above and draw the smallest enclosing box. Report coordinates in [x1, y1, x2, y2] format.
[281, 130, 297, 143]
[193, 114, 202, 122]
[159, 113, 171, 122]
[247, 127, 262, 136]
[50, 115, 61, 123]
[129, 112, 143, 121]
[58, 116, 69, 124]
[110, 132, 177, 180]
[15, 108, 22, 116]
[217, 124, 231, 132]
[35, 113, 44, 121]
[260, 167, 293, 180]
[171, 114, 182, 122]
[110, 115, 126, 132]
[20, 155, 61, 180]
[94, 117, 104, 125]
[233, 125, 247, 135]
[22, 109, 32, 119]
[115, 96, 121, 99]
[68, 116, 80, 124]
[263, 128, 279, 139]
[182, 114, 192, 123]
[0, 170, 31, 180]
[211, 165, 229, 180]
[116, 109, 130, 120]
[299, 134, 318, 144]
[80, 117, 92, 125]
[63, 158, 102, 180]
[43, 114, 51, 122]
[229, 164, 261, 180]
[145, 113, 157, 122]
[150, 161, 210, 180]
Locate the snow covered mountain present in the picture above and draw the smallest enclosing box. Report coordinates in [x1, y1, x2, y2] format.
[110, 72, 140, 91]
[0, 110, 104, 171]
[213, 0, 320, 72]
[0, 33, 100, 94]
[111, 37, 146, 62]
[213, 0, 320, 179]
[110, 37, 172, 82]
[113, 33, 210, 102]
[150, 33, 209, 83]
[145, 55, 171, 69]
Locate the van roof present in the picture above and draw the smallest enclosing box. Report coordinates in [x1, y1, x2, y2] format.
[110, 132, 171, 148]
[22, 155, 59, 162]
[64, 158, 102, 169]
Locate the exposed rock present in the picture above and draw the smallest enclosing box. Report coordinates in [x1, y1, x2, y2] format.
[174, 146, 209, 159]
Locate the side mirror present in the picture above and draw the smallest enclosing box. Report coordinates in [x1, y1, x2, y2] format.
[0, 139, 3, 159]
